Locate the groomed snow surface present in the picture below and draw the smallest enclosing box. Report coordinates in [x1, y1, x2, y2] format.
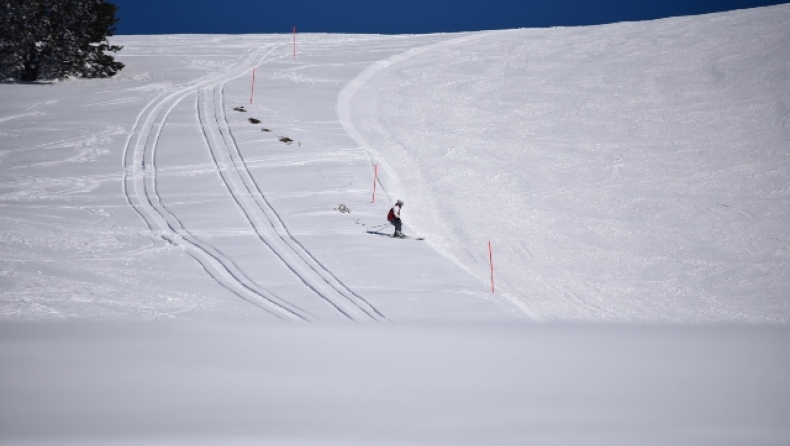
[1, 4, 789, 445]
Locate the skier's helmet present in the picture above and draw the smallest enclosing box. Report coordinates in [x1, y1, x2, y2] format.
[396, 199, 404, 206]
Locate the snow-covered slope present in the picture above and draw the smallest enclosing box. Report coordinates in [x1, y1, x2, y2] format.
[1, 5, 790, 445]
[2, 322, 788, 445]
[342, 5, 790, 323]
[0, 33, 524, 323]
[2, 6, 788, 324]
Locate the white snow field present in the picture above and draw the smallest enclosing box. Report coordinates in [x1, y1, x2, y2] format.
[1, 4, 790, 445]
[342, 7, 790, 323]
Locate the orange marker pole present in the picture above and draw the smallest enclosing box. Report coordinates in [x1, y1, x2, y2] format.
[372, 164, 378, 203]
[489, 241, 495, 293]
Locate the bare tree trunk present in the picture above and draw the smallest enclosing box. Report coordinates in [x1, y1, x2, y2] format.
[21, 48, 39, 81]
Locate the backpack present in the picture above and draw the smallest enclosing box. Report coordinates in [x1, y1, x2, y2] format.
[387, 208, 396, 221]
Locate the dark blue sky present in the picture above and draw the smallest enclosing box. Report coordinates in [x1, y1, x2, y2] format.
[112, 0, 788, 35]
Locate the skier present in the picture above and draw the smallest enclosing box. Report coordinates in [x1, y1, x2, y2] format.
[387, 200, 405, 238]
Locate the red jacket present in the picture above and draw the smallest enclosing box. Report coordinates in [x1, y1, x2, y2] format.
[387, 205, 401, 221]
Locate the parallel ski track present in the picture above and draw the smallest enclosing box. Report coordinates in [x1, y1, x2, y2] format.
[123, 42, 386, 322]
[123, 45, 315, 322]
[195, 58, 387, 323]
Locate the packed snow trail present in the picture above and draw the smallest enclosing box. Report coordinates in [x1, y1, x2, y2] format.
[122, 44, 315, 321]
[123, 42, 389, 322]
[194, 60, 386, 322]
[342, 4, 790, 323]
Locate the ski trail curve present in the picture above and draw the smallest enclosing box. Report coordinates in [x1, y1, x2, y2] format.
[337, 33, 539, 320]
[122, 44, 316, 322]
[124, 42, 386, 323]
[194, 63, 387, 323]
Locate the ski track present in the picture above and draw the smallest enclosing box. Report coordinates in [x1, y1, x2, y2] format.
[123, 42, 386, 323]
[196, 60, 386, 323]
[123, 44, 313, 321]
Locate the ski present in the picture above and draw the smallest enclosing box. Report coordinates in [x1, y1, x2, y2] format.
[392, 234, 425, 240]
[366, 230, 424, 240]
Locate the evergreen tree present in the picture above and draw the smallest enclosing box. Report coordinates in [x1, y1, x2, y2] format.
[0, 0, 124, 82]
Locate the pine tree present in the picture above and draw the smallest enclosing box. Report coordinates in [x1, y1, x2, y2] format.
[81, 0, 124, 77]
[0, 0, 124, 82]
